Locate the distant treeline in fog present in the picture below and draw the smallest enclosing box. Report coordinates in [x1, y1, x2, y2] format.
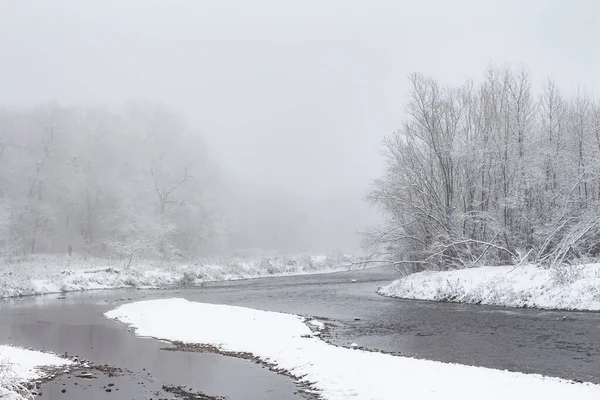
[0, 103, 225, 259]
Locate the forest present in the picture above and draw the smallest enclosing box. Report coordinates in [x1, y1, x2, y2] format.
[368, 66, 600, 272]
[0, 103, 226, 260]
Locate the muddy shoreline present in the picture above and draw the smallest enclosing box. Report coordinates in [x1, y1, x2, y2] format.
[34, 363, 235, 400]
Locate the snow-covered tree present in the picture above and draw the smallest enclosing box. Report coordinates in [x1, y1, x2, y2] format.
[0, 103, 227, 260]
[367, 66, 600, 271]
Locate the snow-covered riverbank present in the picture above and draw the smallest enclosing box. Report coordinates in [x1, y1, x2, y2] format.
[106, 298, 600, 399]
[378, 264, 600, 311]
[0, 346, 72, 400]
[0, 253, 352, 299]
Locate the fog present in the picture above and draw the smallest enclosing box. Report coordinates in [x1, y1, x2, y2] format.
[1, 0, 599, 254]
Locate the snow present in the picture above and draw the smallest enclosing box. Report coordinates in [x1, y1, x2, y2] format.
[0, 253, 352, 299]
[0, 345, 72, 400]
[0, 346, 71, 381]
[378, 264, 600, 311]
[106, 298, 600, 400]
[306, 319, 325, 330]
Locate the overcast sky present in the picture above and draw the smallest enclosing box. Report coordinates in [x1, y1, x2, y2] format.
[1, 0, 598, 251]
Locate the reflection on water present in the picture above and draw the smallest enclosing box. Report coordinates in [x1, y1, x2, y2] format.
[0, 299, 304, 400]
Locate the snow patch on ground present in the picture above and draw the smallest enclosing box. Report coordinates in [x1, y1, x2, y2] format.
[0, 253, 352, 299]
[378, 264, 600, 311]
[0, 346, 72, 400]
[106, 298, 600, 399]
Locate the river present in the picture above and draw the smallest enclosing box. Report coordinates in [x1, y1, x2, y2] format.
[1, 267, 599, 399]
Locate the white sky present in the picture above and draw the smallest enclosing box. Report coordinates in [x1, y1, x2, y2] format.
[1, 0, 598, 251]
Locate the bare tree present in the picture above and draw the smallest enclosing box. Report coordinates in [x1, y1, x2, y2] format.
[367, 66, 600, 272]
[0, 103, 225, 260]
[151, 164, 191, 215]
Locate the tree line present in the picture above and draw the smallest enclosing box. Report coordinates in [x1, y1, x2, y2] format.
[0, 103, 225, 261]
[367, 66, 600, 271]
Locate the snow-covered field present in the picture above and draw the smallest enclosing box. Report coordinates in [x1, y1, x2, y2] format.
[106, 298, 600, 400]
[378, 264, 600, 311]
[0, 346, 72, 400]
[0, 253, 352, 299]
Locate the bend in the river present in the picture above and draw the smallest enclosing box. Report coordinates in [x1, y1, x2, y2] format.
[1, 267, 599, 399]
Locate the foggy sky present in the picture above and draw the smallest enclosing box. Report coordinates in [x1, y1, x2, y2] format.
[1, 0, 598, 252]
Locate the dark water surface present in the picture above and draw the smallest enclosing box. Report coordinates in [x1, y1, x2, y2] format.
[175, 268, 600, 383]
[1, 266, 599, 399]
[0, 287, 308, 399]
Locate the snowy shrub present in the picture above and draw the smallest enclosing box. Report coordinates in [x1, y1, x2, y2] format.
[0, 359, 33, 400]
[178, 270, 197, 287]
[279, 256, 298, 273]
[258, 257, 277, 275]
[301, 255, 316, 271]
[446, 278, 465, 299]
[549, 264, 585, 286]
[123, 277, 139, 288]
[590, 285, 600, 302]
[481, 277, 518, 305]
[433, 278, 465, 301]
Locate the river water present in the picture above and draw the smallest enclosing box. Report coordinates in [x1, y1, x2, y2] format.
[1, 267, 599, 399]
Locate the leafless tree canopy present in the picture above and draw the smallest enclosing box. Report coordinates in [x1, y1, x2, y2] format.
[0, 103, 225, 260]
[366, 67, 600, 271]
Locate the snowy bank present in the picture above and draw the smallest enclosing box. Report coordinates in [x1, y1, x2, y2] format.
[0, 253, 352, 299]
[0, 346, 72, 400]
[378, 264, 600, 311]
[106, 298, 600, 399]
